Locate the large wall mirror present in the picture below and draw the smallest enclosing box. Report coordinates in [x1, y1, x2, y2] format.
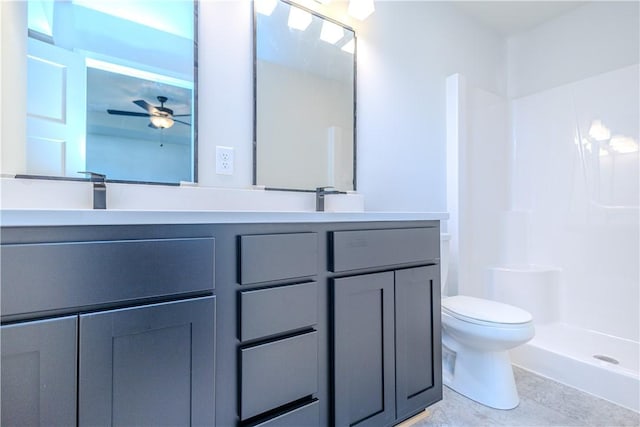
[254, 0, 356, 192]
[25, 0, 196, 184]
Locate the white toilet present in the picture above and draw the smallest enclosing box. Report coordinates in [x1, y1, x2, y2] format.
[440, 233, 535, 410]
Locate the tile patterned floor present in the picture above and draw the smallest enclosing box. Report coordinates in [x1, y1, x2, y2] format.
[406, 367, 640, 427]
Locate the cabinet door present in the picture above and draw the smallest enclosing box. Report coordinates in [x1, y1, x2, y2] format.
[395, 266, 442, 419]
[333, 272, 395, 427]
[1, 316, 77, 427]
[79, 296, 215, 426]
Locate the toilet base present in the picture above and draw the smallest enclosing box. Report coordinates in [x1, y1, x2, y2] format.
[443, 342, 520, 410]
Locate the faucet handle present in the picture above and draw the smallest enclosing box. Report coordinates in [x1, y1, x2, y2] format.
[316, 186, 346, 195]
[315, 186, 347, 211]
[316, 186, 341, 193]
[78, 171, 106, 182]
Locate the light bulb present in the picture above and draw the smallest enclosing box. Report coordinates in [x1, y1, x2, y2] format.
[320, 20, 344, 44]
[288, 6, 312, 31]
[256, 0, 278, 16]
[348, 0, 375, 21]
[150, 115, 174, 129]
[341, 38, 355, 54]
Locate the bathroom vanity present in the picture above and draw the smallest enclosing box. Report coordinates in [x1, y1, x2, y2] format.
[0, 211, 444, 426]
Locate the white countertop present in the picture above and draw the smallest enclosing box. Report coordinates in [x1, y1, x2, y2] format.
[0, 209, 449, 227]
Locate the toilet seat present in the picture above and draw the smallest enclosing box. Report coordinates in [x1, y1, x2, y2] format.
[442, 295, 533, 327]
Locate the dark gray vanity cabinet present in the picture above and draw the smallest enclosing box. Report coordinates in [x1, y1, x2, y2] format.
[1, 316, 78, 427]
[79, 296, 215, 426]
[2, 219, 442, 427]
[330, 227, 442, 426]
[1, 228, 216, 427]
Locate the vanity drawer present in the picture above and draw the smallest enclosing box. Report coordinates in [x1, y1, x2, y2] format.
[240, 282, 318, 341]
[329, 227, 439, 272]
[239, 233, 318, 284]
[1, 238, 215, 317]
[240, 331, 318, 420]
[249, 400, 319, 427]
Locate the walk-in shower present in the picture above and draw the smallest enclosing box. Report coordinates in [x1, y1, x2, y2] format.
[447, 59, 638, 414]
[505, 64, 639, 411]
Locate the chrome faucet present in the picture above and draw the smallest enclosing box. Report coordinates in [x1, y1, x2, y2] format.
[316, 186, 346, 212]
[78, 171, 106, 209]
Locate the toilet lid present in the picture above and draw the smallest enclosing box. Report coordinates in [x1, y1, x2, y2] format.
[442, 295, 532, 324]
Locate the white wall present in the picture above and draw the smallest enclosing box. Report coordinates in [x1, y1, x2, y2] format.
[357, 1, 507, 212]
[197, 0, 253, 190]
[507, 1, 640, 98]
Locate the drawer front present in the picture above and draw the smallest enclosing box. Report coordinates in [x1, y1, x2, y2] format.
[250, 400, 319, 427]
[329, 227, 438, 272]
[240, 331, 318, 420]
[1, 238, 215, 317]
[240, 282, 318, 341]
[239, 233, 317, 284]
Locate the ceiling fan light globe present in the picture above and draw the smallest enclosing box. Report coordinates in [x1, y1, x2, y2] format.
[150, 115, 174, 129]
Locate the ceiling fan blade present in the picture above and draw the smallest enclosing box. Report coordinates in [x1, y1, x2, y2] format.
[173, 119, 192, 126]
[133, 99, 159, 115]
[107, 109, 150, 117]
[148, 122, 160, 129]
[173, 113, 191, 117]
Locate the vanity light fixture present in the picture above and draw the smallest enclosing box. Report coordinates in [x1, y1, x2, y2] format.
[255, 0, 278, 16]
[348, 0, 375, 21]
[150, 115, 175, 129]
[320, 20, 344, 44]
[288, 6, 312, 30]
[341, 38, 355, 54]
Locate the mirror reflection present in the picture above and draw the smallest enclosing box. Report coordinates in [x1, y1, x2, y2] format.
[26, 0, 196, 184]
[254, 0, 356, 191]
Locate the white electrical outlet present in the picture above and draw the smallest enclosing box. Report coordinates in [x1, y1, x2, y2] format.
[216, 146, 234, 175]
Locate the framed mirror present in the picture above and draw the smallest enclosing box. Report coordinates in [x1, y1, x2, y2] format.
[25, 0, 197, 184]
[254, 0, 356, 192]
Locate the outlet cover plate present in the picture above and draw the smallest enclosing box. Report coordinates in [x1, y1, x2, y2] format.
[216, 146, 234, 175]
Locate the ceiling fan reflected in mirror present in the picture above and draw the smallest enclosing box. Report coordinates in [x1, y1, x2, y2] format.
[107, 96, 191, 129]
